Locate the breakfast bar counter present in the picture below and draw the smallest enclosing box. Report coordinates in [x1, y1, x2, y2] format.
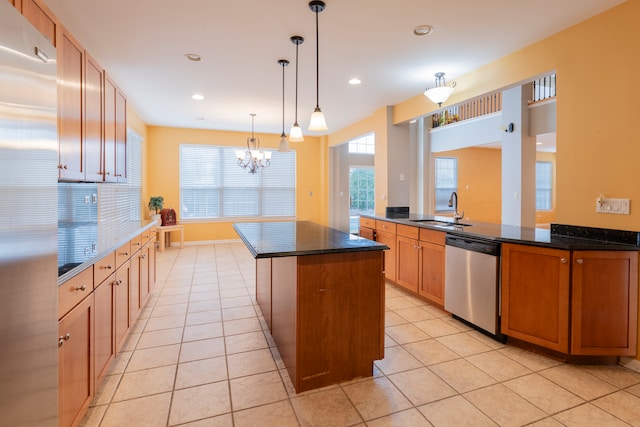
[234, 221, 388, 392]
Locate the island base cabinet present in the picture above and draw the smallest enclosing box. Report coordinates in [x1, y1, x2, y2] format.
[501, 244, 570, 353]
[58, 294, 94, 427]
[268, 251, 385, 393]
[571, 251, 638, 356]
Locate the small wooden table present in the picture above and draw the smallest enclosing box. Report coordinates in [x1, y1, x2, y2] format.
[157, 225, 184, 252]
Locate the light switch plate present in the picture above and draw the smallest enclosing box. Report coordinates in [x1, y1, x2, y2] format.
[596, 197, 630, 214]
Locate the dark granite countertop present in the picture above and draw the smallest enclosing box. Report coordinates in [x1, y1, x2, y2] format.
[362, 213, 640, 251]
[58, 219, 158, 284]
[233, 221, 388, 258]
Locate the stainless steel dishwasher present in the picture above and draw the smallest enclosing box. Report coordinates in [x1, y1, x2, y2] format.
[444, 234, 503, 339]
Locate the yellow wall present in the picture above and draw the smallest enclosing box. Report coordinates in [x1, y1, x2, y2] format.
[145, 126, 324, 241]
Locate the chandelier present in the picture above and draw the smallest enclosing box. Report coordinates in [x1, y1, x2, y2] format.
[235, 113, 271, 174]
[424, 72, 456, 107]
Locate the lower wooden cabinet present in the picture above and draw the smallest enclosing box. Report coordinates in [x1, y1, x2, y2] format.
[114, 261, 131, 353]
[58, 294, 94, 427]
[501, 243, 638, 356]
[419, 229, 446, 306]
[93, 273, 115, 386]
[396, 234, 420, 293]
[376, 229, 397, 283]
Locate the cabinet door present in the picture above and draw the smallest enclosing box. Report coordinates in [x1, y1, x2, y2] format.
[21, 0, 56, 46]
[94, 275, 115, 386]
[129, 251, 141, 323]
[114, 261, 131, 353]
[396, 236, 420, 293]
[58, 294, 94, 427]
[114, 88, 127, 182]
[103, 74, 117, 182]
[84, 53, 104, 182]
[501, 243, 570, 353]
[57, 28, 85, 180]
[571, 251, 638, 356]
[376, 230, 396, 283]
[148, 234, 156, 290]
[419, 241, 445, 306]
[139, 244, 150, 306]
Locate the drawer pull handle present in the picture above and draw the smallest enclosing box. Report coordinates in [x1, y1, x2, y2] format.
[74, 285, 87, 291]
[114, 279, 122, 286]
[576, 259, 583, 264]
[120, 252, 129, 256]
[141, 254, 146, 259]
[58, 333, 70, 347]
[560, 258, 567, 264]
[133, 242, 141, 246]
[102, 264, 113, 270]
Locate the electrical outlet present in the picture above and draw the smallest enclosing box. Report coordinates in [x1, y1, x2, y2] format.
[596, 197, 630, 215]
[84, 195, 90, 204]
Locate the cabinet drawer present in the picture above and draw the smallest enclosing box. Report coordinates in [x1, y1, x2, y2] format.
[360, 217, 375, 229]
[419, 228, 446, 245]
[375, 220, 396, 234]
[58, 267, 93, 319]
[94, 252, 116, 287]
[130, 234, 143, 252]
[115, 241, 131, 269]
[141, 229, 152, 245]
[397, 224, 419, 239]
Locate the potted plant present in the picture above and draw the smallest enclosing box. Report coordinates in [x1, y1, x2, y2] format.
[148, 196, 164, 223]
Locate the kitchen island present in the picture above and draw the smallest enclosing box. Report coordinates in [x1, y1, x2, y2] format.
[233, 221, 388, 393]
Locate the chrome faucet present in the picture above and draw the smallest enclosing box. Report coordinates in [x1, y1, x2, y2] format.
[448, 191, 464, 223]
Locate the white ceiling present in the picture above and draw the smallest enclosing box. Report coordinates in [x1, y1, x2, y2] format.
[45, 0, 624, 137]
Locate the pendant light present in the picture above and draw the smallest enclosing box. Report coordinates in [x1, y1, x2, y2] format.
[277, 59, 291, 152]
[289, 36, 304, 142]
[424, 72, 456, 107]
[308, 0, 328, 131]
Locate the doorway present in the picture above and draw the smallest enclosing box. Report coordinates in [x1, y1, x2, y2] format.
[349, 166, 374, 234]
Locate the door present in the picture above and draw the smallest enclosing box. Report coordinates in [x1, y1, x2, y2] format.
[349, 167, 374, 234]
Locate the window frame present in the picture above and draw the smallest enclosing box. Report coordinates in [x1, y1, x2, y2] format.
[434, 156, 458, 213]
[536, 160, 553, 211]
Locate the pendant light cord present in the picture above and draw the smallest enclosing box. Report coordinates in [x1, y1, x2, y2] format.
[281, 62, 285, 136]
[295, 41, 300, 124]
[314, 9, 320, 109]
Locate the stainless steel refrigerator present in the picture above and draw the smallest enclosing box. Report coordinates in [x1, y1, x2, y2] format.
[0, 2, 59, 426]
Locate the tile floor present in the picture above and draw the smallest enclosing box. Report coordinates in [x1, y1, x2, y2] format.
[80, 242, 640, 427]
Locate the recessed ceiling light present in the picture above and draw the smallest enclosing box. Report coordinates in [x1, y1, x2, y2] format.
[348, 78, 361, 85]
[536, 142, 543, 145]
[413, 25, 434, 36]
[185, 53, 202, 62]
[192, 94, 204, 100]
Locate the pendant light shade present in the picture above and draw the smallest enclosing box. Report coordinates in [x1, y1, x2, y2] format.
[277, 59, 291, 152]
[424, 72, 456, 107]
[308, 0, 328, 131]
[289, 35, 304, 142]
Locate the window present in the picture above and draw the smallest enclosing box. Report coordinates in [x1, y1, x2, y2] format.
[434, 157, 458, 211]
[348, 133, 375, 154]
[179, 144, 296, 220]
[349, 167, 375, 233]
[536, 161, 553, 210]
[125, 128, 142, 220]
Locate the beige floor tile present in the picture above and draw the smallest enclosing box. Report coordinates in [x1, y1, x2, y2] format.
[78, 404, 108, 427]
[526, 418, 565, 427]
[223, 317, 262, 336]
[374, 345, 423, 375]
[188, 300, 222, 313]
[227, 348, 277, 379]
[418, 395, 497, 427]
[175, 413, 233, 427]
[592, 390, 640, 426]
[539, 364, 619, 401]
[403, 338, 460, 366]
[577, 364, 640, 389]
[179, 337, 226, 363]
[436, 333, 493, 357]
[150, 302, 188, 317]
[504, 373, 584, 415]
[219, 288, 250, 299]
[498, 346, 562, 372]
[189, 290, 220, 302]
[229, 371, 288, 411]
[222, 305, 257, 321]
[225, 331, 268, 354]
[367, 408, 432, 427]
[429, 359, 496, 393]
[464, 383, 546, 426]
[136, 327, 184, 349]
[385, 323, 431, 344]
[388, 367, 457, 406]
[414, 318, 463, 337]
[466, 330, 508, 350]
[169, 381, 231, 425]
[627, 383, 640, 398]
[113, 365, 176, 402]
[92, 374, 121, 406]
[175, 356, 228, 389]
[233, 400, 299, 427]
[220, 296, 254, 308]
[394, 306, 436, 323]
[183, 322, 224, 342]
[553, 403, 630, 427]
[155, 294, 190, 306]
[106, 351, 132, 375]
[186, 310, 222, 326]
[342, 376, 412, 420]
[100, 393, 171, 427]
[466, 350, 532, 382]
[291, 387, 363, 427]
[384, 311, 409, 327]
[385, 296, 418, 311]
[126, 344, 181, 372]
[384, 333, 398, 348]
[144, 314, 186, 332]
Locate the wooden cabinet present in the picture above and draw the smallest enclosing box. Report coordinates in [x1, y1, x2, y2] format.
[93, 273, 115, 386]
[396, 225, 420, 293]
[115, 87, 127, 182]
[501, 243, 638, 356]
[21, 0, 56, 46]
[84, 52, 104, 182]
[103, 74, 127, 182]
[376, 220, 396, 282]
[58, 293, 94, 427]
[114, 260, 131, 353]
[57, 26, 85, 181]
[418, 228, 446, 306]
[571, 250, 638, 356]
[359, 217, 375, 240]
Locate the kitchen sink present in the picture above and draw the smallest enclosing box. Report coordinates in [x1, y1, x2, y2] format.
[410, 219, 473, 227]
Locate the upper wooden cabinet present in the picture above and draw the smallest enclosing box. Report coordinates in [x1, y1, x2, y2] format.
[104, 74, 127, 182]
[20, 0, 56, 46]
[84, 52, 104, 182]
[57, 27, 85, 181]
